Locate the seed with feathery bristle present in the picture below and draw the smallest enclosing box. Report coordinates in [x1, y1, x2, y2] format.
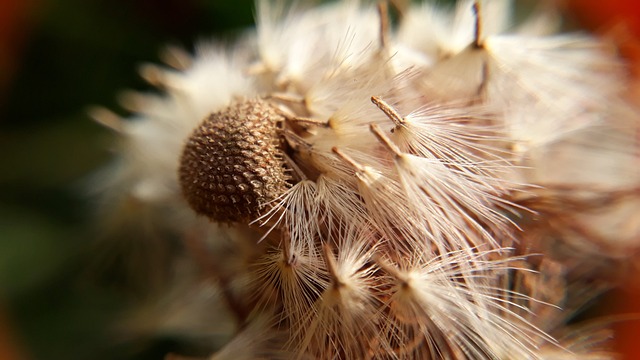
[178, 98, 289, 223]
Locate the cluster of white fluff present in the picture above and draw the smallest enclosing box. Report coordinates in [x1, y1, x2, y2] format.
[92, 1, 640, 359]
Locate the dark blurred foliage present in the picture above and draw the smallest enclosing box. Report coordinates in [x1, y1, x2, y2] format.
[0, 0, 253, 359]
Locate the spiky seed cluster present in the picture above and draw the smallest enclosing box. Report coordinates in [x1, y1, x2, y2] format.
[91, 0, 640, 359]
[178, 98, 288, 222]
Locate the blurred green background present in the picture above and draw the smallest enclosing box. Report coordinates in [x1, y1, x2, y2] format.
[0, 0, 253, 359]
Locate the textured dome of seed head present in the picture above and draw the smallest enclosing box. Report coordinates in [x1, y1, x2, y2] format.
[179, 98, 288, 223]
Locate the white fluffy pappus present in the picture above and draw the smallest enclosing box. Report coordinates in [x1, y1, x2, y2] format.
[91, 0, 640, 359]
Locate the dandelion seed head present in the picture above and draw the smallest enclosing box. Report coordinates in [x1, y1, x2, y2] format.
[92, 0, 640, 358]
